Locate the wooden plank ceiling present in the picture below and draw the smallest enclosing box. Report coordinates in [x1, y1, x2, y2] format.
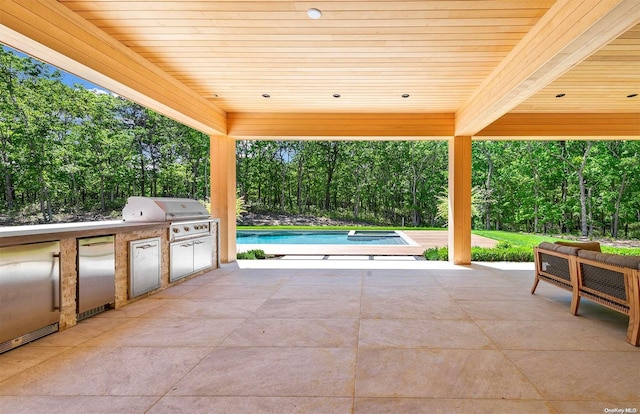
[60, 0, 554, 114]
[2, 1, 639, 138]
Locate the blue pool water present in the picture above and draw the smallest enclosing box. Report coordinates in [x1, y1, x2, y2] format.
[236, 230, 408, 245]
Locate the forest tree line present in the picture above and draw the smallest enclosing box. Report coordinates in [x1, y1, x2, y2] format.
[1, 47, 210, 223]
[3, 47, 640, 239]
[237, 139, 640, 239]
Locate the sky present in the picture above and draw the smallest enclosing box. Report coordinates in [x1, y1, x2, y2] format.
[3, 44, 110, 92]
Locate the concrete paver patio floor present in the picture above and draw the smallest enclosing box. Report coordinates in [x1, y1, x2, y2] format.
[0, 260, 638, 414]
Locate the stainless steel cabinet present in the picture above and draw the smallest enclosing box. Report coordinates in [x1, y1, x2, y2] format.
[170, 235, 213, 282]
[129, 237, 161, 298]
[77, 236, 115, 318]
[193, 235, 213, 272]
[0, 241, 60, 352]
[170, 239, 194, 281]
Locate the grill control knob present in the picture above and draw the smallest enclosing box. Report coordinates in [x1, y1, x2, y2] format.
[172, 228, 179, 233]
[184, 226, 190, 231]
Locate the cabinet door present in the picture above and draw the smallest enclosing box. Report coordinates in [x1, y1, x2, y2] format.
[170, 240, 194, 282]
[129, 238, 161, 298]
[78, 236, 115, 313]
[193, 235, 213, 272]
[0, 241, 60, 343]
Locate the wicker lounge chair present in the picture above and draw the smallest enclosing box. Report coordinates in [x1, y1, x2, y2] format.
[533, 241, 640, 346]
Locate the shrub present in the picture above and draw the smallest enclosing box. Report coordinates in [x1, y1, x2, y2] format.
[494, 240, 514, 249]
[423, 246, 448, 260]
[237, 251, 256, 260]
[237, 249, 268, 260]
[470, 246, 533, 262]
[423, 245, 534, 262]
[251, 249, 266, 259]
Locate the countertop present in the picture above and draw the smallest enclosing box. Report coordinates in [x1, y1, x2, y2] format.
[0, 220, 169, 246]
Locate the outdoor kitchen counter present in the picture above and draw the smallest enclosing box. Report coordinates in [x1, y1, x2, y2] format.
[0, 220, 175, 334]
[0, 220, 168, 247]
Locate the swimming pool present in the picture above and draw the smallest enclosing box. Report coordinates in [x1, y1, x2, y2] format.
[236, 230, 410, 245]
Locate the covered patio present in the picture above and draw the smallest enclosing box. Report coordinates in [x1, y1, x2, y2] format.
[1, 1, 639, 413]
[2, 1, 639, 264]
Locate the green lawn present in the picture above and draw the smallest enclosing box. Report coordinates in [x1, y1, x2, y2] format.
[471, 230, 559, 248]
[473, 230, 640, 256]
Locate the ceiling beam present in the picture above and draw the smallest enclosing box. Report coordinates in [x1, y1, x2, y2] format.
[0, 0, 226, 136]
[477, 113, 640, 139]
[228, 113, 454, 140]
[455, 0, 640, 137]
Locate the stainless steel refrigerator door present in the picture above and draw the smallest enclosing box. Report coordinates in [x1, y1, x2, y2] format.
[129, 237, 161, 298]
[0, 241, 60, 343]
[78, 236, 115, 313]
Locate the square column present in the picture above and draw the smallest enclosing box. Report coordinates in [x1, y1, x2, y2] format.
[210, 134, 237, 263]
[448, 136, 472, 264]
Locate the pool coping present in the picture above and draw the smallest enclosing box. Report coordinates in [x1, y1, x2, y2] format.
[237, 230, 497, 256]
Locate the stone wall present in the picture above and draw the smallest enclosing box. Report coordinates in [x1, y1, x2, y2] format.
[59, 237, 77, 330]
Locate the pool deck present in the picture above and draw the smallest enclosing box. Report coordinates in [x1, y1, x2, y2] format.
[237, 230, 497, 256]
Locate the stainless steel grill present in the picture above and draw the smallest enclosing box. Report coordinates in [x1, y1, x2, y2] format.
[122, 197, 217, 281]
[122, 196, 210, 223]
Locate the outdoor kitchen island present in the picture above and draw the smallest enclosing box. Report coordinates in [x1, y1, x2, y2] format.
[0, 201, 219, 353]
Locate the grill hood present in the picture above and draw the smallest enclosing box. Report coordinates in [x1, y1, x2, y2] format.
[122, 197, 210, 222]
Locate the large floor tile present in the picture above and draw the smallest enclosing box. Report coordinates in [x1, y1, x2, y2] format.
[271, 284, 362, 300]
[457, 299, 574, 321]
[28, 317, 135, 347]
[476, 319, 638, 351]
[445, 286, 539, 301]
[0, 346, 210, 396]
[179, 284, 281, 300]
[149, 283, 200, 298]
[362, 285, 448, 300]
[359, 319, 495, 349]
[285, 274, 363, 286]
[0, 346, 69, 383]
[222, 318, 358, 347]
[0, 396, 156, 414]
[355, 348, 542, 399]
[148, 396, 353, 414]
[97, 297, 165, 318]
[354, 398, 558, 414]
[550, 400, 640, 414]
[145, 297, 267, 318]
[169, 347, 356, 397]
[506, 350, 640, 401]
[254, 298, 361, 319]
[363, 274, 441, 288]
[81, 317, 245, 347]
[361, 297, 469, 320]
[434, 274, 521, 289]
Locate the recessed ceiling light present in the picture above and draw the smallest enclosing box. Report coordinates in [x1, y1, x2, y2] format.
[555, 93, 566, 98]
[627, 93, 638, 98]
[262, 93, 270, 98]
[307, 8, 322, 19]
[333, 93, 341, 98]
[401, 94, 410, 98]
